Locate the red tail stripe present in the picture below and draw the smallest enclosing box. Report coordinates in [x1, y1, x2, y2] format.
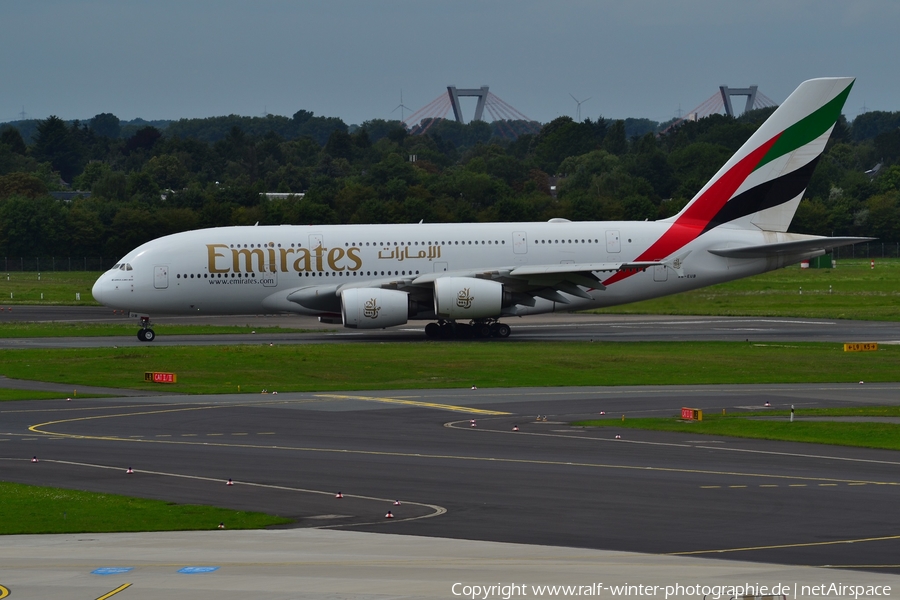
[602, 133, 782, 287]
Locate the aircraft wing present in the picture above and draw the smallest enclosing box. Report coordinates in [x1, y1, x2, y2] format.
[707, 237, 874, 259]
[284, 261, 662, 311]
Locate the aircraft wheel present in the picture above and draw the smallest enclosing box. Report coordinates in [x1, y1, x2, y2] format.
[144, 328, 156, 342]
[425, 323, 441, 339]
[494, 323, 511, 338]
[439, 323, 455, 339]
[475, 324, 492, 338]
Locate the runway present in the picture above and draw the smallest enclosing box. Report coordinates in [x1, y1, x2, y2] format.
[2, 305, 900, 347]
[3, 384, 900, 569]
[3, 310, 900, 597]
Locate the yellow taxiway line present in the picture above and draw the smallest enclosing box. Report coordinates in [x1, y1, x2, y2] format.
[96, 583, 132, 599]
[669, 533, 900, 556]
[315, 393, 509, 415]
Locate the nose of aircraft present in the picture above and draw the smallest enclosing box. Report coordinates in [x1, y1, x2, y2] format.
[91, 274, 106, 304]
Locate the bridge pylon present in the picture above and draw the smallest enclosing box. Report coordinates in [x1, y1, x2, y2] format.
[719, 85, 759, 117]
[447, 86, 489, 124]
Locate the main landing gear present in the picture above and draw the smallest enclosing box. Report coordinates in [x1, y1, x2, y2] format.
[424, 319, 511, 340]
[137, 316, 155, 342]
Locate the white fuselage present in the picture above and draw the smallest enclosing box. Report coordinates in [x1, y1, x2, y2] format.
[91, 220, 801, 321]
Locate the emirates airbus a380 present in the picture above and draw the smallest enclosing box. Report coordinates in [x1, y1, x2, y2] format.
[93, 78, 869, 341]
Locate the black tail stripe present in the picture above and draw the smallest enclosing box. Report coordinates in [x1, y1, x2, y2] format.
[700, 157, 820, 235]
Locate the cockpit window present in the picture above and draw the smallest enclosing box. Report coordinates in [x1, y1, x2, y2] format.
[125, 264, 133, 271]
[112, 263, 121, 270]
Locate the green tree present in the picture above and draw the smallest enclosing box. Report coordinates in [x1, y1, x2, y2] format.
[72, 162, 111, 191]
[90, 113, 121, 139]
[532, 117, 598, 174]
[0, 172, 48, 199]
[145, 154, 188, 190]
[602, 120, 627, 155]
[0, 195, 68, 255]
[92, 170, 128, 201]
[866, 191, 900, 241]
[876, 165, 900, 193]
[32, 116, 83, 182]
[0, 127, 27, 154]
[66, 201, 106, 255]
[124, 126, 162, 153]
[324, 129, 353, 160]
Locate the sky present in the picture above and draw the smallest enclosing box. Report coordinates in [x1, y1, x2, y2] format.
[1, 0, 898, 127]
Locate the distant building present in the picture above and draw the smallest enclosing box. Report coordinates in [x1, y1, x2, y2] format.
[260, 192, 305, 200]
[49, 191, 91, 201]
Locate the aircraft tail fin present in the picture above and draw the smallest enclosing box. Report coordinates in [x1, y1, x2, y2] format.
[669, 77, 854, 234]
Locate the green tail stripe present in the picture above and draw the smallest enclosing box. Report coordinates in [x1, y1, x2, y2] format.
[754, 80, 854, 171]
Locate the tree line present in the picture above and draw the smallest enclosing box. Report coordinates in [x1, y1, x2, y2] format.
[1, 105, 899, 261]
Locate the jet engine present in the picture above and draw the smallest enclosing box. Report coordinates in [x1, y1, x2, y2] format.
[433, 277, 503, 320]
[340, 288, 410, 329]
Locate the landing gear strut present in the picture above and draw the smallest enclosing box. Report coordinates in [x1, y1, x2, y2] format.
[424, 319, 511, 340]
[137, 316, 155, 342]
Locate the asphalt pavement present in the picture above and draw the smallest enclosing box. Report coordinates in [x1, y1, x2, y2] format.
[3, 309, 900, 598]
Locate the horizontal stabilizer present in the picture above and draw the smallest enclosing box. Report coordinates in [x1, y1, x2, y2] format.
[708, 237, 874, 259]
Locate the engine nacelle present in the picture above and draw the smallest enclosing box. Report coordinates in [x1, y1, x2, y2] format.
[341, 288, 409, 329]
[433, 277, 503, 320]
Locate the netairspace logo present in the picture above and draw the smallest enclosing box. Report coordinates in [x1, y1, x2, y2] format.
[450, 582, 893, 599]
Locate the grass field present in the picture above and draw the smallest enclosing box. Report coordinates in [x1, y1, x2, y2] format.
[591, 258, 900, 320]
[0, 389, 104, 402]
[574, 406, 900, 451]
[0, 271, 99, 305]
[0, 482, 291, 534]
[0, 342, 897, 394]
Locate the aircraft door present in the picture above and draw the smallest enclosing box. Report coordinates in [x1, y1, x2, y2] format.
[153, 265, 168, 289]
[606, 230, 621, 253]
[653, 264, 668, 282]
[513, 231, 528, 254]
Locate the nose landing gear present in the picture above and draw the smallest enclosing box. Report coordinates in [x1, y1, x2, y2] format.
[137, 316, 156, 342]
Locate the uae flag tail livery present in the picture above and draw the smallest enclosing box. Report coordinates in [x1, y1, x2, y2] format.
[92, 77, 871, 341]
[604, 76, 858, 287]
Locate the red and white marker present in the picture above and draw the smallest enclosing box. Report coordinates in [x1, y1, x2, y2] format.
[226, 478, 233, 486]
[218, 522, 225, 529]
[126, 467, 134, 474]
[335, 492, 343, 498]
[32, 456, 38, 463]
[615, 435, 622, 439]
[385, 511, 394, 519]
[512, 425, 519, 431]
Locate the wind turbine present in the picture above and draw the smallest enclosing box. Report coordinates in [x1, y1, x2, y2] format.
[569, 93, 591, 121]
[392, 89, 411, 122]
